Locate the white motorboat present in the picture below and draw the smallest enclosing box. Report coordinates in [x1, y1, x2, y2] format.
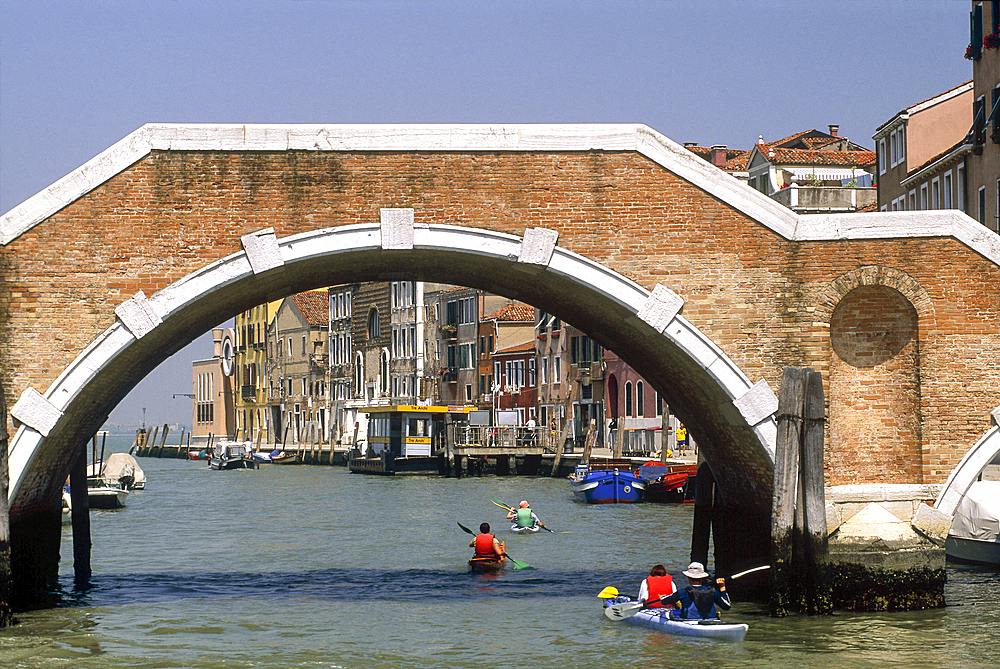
[209, 441, 258, 470]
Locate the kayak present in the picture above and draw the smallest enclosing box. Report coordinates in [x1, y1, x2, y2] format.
[511, 524, 540, 534]
[469, 541, 506, 573]
[602, 597, 748, 641]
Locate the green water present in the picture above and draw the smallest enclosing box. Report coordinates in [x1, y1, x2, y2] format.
[1, 448, 997, 668]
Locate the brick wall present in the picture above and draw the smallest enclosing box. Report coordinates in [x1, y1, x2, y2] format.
[2, 149, 998, 494]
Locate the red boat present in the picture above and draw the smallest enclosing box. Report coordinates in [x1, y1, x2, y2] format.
[635, 461, 697, 503]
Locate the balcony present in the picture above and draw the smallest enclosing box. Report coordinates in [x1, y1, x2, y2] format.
[241, 384, 257, 402]
[771, 185, 877, 214]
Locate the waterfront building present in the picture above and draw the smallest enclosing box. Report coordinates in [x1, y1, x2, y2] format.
[477, 303, 535, 411]
[424, 286, 511, 406]
[233, 300, 280, 443]
[190, 327, 236, 443]
[491, 341, 537, 423]
[267, 291, 329, 445]
[874, 82, 974, 214]
[566, 328, 604, 448]
[874, 2, 999, 232]
[603, 348, 674, 457]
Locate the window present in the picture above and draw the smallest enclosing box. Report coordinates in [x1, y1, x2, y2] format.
[367, 308, 380, 340]
[465, 384, 473, 401]
[354, 353, 363, 396]
[957, 165, 966, 212]
[878, 138, 886, 174]
[529, 357, 536, 386]
[625, 381, 633, 418]
[540, 357, 548, 385]
[636, 381, 644, 417]
[302, 335, 307, 356]
[554, 356, 561, 383]
[889, 130, 898, 167]
[970, 3, 983, 62]
[487, 334, 494, 354]
[380, 349, 390, 395]
[943, 171, 953, 209]
[920, 184, 928, 210]
[979, 186, 987, 226]
[931, 177, 940, 209]
[908, 190, 916, 212]
[898, 125, 905, 164]
[570, 336, 579, 364]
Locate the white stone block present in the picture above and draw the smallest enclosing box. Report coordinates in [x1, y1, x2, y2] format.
[11, 386, 63, 437]
[241, 227, 284, 273]
[114, 290, 162, 339]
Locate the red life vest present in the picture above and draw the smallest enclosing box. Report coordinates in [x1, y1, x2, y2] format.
[474, 533, 497, 559]
[644, 574, 675, 608]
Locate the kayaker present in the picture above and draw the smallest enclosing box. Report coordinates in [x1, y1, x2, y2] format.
[637, 564, 678, 609]
[656, 561, 731, 620]
[469, 522, 504, 561]
[506, 500, 549, 532]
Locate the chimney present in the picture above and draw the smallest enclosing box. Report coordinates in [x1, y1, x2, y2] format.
[828, 124, 839, 137]
[709, 145, 727, 167]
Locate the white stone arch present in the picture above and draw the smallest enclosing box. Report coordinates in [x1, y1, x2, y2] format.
[934, 408, 1000, 517]
[9, 219, 777, 518]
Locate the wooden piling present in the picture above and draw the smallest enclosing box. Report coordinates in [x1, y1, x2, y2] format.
[69, 449, 91, 585]
[771, 367, 832, 616]
[0, 388, 15, 627]
[690, 460, 715, 566]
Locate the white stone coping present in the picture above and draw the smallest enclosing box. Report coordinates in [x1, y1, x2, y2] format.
[827, 484, 944, 503]
[3, 124, 997, 270]
[6, 222, 777, 504]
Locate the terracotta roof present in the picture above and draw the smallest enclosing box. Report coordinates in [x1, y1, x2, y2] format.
[290, 291, 329, 327]
[484, 303, 534, 322]
[494, 340, 537, 356]
[683, 144, 749, 172]
[766, 147, 876, 167]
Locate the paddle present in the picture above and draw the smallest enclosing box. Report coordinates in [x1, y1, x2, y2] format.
[457, 522, 531, 569]
[491, 497, 554, 533]
[602, 564, 771, 621]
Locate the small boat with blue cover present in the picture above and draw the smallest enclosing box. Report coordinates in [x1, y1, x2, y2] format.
[570, 466, 645, 504]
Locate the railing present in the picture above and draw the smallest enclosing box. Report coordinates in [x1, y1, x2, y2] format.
[455, 426, 561, 453]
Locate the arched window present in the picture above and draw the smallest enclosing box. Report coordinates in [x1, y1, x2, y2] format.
[367, 307, 380, 340]
[636, 381, 644, 417]
[625, 381, 633, 418]
[354, 352, 364, 396]
[380, 348, 390, 395]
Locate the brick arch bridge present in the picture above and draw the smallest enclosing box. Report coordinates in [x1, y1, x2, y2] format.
[2, 124, 999, 587]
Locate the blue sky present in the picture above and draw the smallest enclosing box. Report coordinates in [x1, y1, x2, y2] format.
[0, 0, 974, 429]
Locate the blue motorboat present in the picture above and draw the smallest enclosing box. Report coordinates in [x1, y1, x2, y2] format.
[570, 467, 645, 504]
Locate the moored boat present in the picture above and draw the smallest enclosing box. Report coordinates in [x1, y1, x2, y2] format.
[637, 462, 697, 503]
[87, 478, 129, 509]
[209, 441, 258, 470]
[602, 596, 748, 641]
[570, 467, 645, 504]
[945, 479, 1000, 566]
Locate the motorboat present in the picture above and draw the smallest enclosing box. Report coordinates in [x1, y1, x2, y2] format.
[87, 478, 128, 509]
[209, 441, 258, 470]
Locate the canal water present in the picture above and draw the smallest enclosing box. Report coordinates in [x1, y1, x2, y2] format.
[2, 444, 998, 669]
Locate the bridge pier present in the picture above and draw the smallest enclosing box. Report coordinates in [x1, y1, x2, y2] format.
[69, 450, 91, 585]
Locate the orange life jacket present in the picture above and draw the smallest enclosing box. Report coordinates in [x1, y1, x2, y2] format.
[474, 533, 498, 559]
[644, 574, 675, 608]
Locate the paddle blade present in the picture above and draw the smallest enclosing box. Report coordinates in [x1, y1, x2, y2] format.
[604, 601, 644, 621]
[509, 557, 531, 570]
[457, 522, 475, 535]
[597, 586, 619, 599]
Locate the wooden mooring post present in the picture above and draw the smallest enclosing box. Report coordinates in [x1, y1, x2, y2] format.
[1, 389, 15, 627]
[771, 366, 832, 616]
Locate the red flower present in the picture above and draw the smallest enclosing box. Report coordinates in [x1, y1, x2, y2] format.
[985, 32, 1000, 50]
